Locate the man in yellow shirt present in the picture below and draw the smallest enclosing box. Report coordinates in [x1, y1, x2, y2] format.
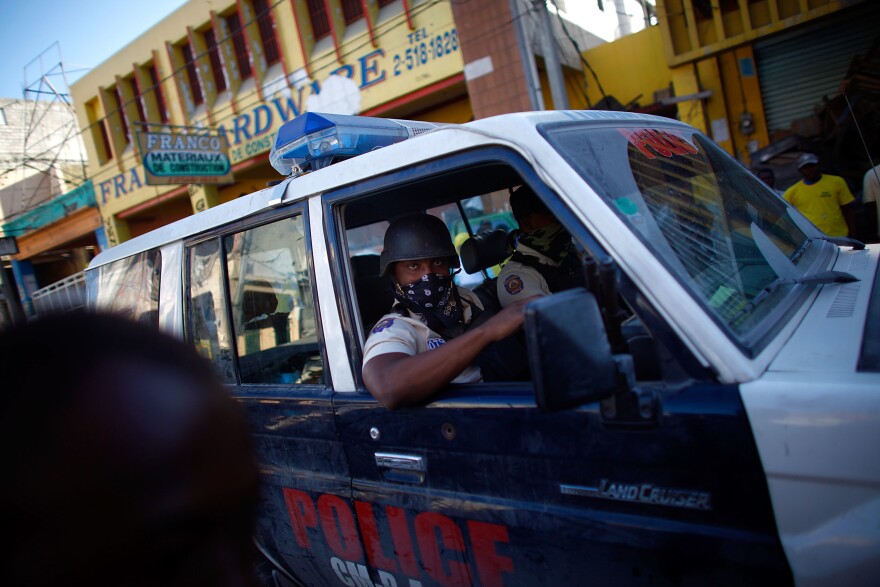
[783, 153, 855, 237]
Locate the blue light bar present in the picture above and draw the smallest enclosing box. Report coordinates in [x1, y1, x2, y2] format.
[269, 112, 439, 177]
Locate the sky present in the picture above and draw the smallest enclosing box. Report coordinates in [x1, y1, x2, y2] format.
[0, 0, 188, 100]
[0, 0, 650, 101]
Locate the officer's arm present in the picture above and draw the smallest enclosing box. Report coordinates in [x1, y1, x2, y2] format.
[362, 298, 532, 409]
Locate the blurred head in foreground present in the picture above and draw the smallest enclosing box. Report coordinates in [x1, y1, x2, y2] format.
[0, 311, 260, 586]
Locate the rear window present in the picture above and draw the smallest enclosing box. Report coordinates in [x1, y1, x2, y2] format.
[91, 249, 161, 327]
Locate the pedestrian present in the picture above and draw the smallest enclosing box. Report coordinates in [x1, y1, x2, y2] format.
[0, 311, 261, 587]
[861, 160, 880, 241]
[361, 213, 532, 410]
[497, 184, 583, 308]
[756, 166, 784, 197]
[783, 153, 856, 237]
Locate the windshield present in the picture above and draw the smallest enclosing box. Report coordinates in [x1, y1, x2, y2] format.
[542, 122, 811, 340]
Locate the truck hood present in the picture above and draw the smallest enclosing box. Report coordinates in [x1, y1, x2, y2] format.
[769, 244, 880, 374]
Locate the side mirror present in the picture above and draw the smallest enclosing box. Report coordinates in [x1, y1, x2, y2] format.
[524, 288, 630, 411]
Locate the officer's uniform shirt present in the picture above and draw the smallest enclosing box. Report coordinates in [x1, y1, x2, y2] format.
[496, 243, 554, 308]
[363, 287, 484, 384]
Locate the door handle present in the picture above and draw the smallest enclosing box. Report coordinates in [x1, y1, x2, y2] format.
[375, 452, 425, 472]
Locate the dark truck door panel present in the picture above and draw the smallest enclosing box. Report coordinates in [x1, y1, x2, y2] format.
[333, 382, 790, 587]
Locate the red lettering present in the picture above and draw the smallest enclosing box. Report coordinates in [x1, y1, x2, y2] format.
[354, 501, 398, 572]
[414, 512, 471, 587]
[619, 128, 656, 159]
[644, 129, 684, 156]
[637, 129, 673, 157]
[282, 488, 318, 549]
[468, 521, 514, 587]
[659, 129, 699, 155]
[387, 506, 420, 577]
[621, 128, 699, 160]
[318, 494, 364, 561]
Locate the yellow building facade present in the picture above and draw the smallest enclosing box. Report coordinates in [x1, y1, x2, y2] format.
[71, 0, 471, 246]
[581, 0, 875, 170]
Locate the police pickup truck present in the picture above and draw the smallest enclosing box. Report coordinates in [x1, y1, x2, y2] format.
[86, 111, 880, 586]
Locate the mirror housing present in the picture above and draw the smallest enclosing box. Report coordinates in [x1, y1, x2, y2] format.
[525, 288, 631, 411]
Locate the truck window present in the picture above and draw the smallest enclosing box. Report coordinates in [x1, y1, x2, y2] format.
[187, 239, 236, 383]
[224, 215, 324, 385]
[93, 249, 160, 327]
[334, 153, 627, 385]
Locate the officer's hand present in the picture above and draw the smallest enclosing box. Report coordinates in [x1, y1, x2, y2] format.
[480, 295, 539, 341]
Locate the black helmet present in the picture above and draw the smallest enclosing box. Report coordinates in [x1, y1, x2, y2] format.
[379, 213, 460, 276]
[509, 184, 549, 220]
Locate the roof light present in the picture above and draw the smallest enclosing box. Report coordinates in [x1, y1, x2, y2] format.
[269, 112, 439, 177]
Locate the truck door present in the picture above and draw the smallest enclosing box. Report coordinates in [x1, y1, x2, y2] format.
[332, 380, 790, 586]
[184, 207, 354, 587]
[322, 151, 791, 586]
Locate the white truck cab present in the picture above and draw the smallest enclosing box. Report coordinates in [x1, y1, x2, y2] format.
[87, 111, 880, 587]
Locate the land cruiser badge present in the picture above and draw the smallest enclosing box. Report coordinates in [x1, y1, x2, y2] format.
[561, 480, 712, 511]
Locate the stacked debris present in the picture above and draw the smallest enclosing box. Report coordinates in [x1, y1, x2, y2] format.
[812, 38, 880, 187]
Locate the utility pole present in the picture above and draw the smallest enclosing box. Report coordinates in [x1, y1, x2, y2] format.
[534, 0, 569, 110]
[511, 0, 545, 110]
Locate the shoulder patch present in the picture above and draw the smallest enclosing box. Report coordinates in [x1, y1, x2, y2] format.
[504, 274, 524, 295]
[371, 317, 395, 334]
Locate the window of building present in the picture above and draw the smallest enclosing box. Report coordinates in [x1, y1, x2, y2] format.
[204, 29, 228, 93]
[226, 12, 253, 80]
[253, 0, 281, 65]
[181, 43, 204, 106]
[128, 78, 147, 125]
[113, 87, 131, 145]
[341, 0, 364, 23]
[148, 64, 169, 123]
[306, 0, 331, 40]
[86, 98, 113, 163]
[0, 108, 6, 125]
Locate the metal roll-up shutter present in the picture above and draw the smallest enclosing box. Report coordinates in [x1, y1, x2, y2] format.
[755, 2, 880, 134]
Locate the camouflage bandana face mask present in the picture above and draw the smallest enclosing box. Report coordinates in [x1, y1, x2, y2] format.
[393, 272, 463, 331]
[517, 223, 576, 268]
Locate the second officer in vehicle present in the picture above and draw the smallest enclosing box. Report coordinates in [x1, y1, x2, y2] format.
[497, 185, 583, 307]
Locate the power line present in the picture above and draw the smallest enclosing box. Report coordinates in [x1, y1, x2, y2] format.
[2, 0, 558, 227]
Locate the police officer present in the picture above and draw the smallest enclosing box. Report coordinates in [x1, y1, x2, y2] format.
[362, 213, 533, 410]
[497, 185, 583, 307]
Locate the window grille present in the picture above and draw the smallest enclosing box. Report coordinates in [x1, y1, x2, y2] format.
[129, 78, 146, 123]
[149, 64, 169, 123]
[226, 12, 253, 79]
[306, 0, 330, 40]
[341, 0, 363, 23]
[182, 43, 204, 105]
[114, 87, 130, 144]
[99, 119, 113, 160]
[254, 0, 281, 65]
[204, 29, 228, 92]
